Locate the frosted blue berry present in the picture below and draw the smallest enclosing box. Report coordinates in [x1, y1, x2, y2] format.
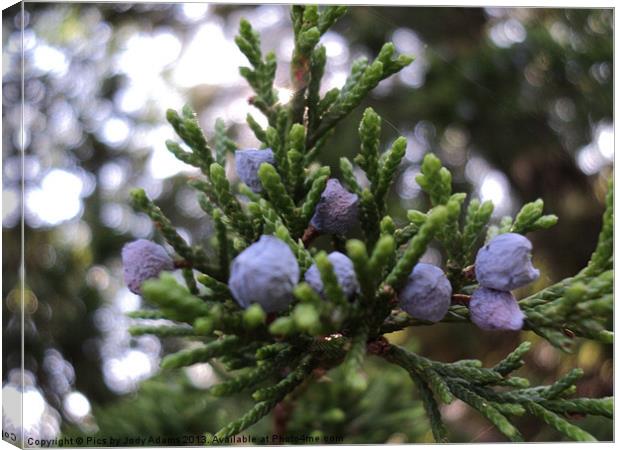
[469, 287, 525, 331]
[475, 233, 540, 291]
[122, 239, 174, 294]
[234, 148, 275, 193]
[229, 235, 300, 313]
[310, 179, 359, 235]
[398, 263, 452, 322]
[304, 252, 359, 300]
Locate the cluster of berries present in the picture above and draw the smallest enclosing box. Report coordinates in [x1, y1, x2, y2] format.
[470, 232, 539, 330]
[122, 149, 360, 303]
[398, 233, 539, 330]
[122, 148, 539, 333]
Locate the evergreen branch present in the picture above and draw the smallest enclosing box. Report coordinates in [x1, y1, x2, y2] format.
[356, 107, 381, 190]
[214, 118, 237, 166]
[210, 346, 296, 396]
[235, 20, 278, 115]
[316, 87, 339, 118]
[212, 398, 280, 441]
[359, 189, 381, 246]
[409, 371, 449, 443]
[393, 223, 420, 247]
[246, 114, 267, 143]
[141, 274, 212, 323]
[317, 5, 347, 34]
[524, 402, 596, 441]
[339, 157, 362, 195]
[130, 188, 212, 273]
[368, 235, 396, 285]
[375, 136, 407, 211]
[415, 153, 452, 206]
[255, 343, 291, 361]
[182, 267, 198, 294]
[462, 199, 494, 263]
[510, 199, 558, 234]
[287, 124, 306, 197]
[385, 206, 448, 291]
[583, 176, 613, 276]
[448, 382, 523, 442]
[342, 323, 369, 391]
[252, 355, 314, 401]
[345, 240, 374, 303]
[438, 193, 466, 267]
[196, 273, 232, 299]
[493, 341, 531, 375]
[307, 45, 326, 134]
[161, 335, 242, 369]
[540, 397, 613, 419]
[380, 216, 396, 236]
[299, 172, 329, 225]
[213, 209, 230, 279]
[127, 309, 167, 320]
[292, 303, 322, 335]
[541, 368, 583, 399]
[128, 324, 197, 337]
[307, 44, 413, 147]
[265, 126, 288, 180]
[275, 225, 314, 272]
[120, 6, 613, 444]
[489, 402, 526, 416]
[258, 163, 297, 227]
[166, 106, 215, 171]
[209, 163, 254, 240]
[314, 251, 348, 307]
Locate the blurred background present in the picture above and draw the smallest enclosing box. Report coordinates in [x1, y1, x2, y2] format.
[2, 3, 613, 444]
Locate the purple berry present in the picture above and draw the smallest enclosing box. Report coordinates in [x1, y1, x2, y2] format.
[310, 179, 359, 235]
[475, 233, 540, 291]
[304, 252, 359, 299]
[469, 287, 525, 331]
[122, 239, 174, 294]
[399, 263, 452, 322]
[234, 148, 275, 193]
[229, 235, 300, 313]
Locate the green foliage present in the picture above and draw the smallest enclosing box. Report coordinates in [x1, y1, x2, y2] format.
[118, 5, 612, 444]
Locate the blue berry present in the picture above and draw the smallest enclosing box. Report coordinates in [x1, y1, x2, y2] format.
[398, 263, 452, 322]
[304, 251, 359, 299]
[234, 148, 275, 193]
[229, 235, 300, 313]
[475, 233, 540, 291]
[469, 287, 524, 331]
[122, 239, 174, 294]
[310, 179, 359, 235]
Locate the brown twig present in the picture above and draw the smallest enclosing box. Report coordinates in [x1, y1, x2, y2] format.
[451, 294, 471, 306]
[301, 224, 320, 247]
[173, 259, 191, 269]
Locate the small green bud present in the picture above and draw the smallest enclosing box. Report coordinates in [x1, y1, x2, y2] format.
[233, 238, 246, 252]
[427, 205, 449, 228]
[194, 317, 216, 335]
[421, 153, 441, 174]
[269, 317, 295, 335]
[345, 239, 367, 263]
[380, 216, 396, 235]
[565, 282, 587, 303]
[293, 304, 321, 334]
[407, 210, 427, 225]
[323, 408, 346, 424]
[439, 167, 452, 187]
[346, 372, 368, 393]
[243, 304, 267, 328]
[532, 214, 559, 230]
